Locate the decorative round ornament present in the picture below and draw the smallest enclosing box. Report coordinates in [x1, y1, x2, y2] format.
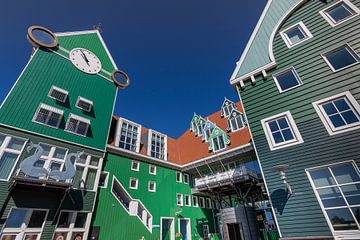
[111, 70, 130, 89]
[27, 26, 58, 48]
[70, 48, 102, 74]
[233, 112, 236, 117]
[225, 102, 228, 105]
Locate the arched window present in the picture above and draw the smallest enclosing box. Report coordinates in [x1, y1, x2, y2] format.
[221, 98, 237, 118]
[228, 109, 247, 132]
[202, 120, 216, 142]
[209, 127, 230, 152]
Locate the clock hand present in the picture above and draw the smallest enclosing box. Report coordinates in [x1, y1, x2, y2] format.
[79, 50, 90, 66]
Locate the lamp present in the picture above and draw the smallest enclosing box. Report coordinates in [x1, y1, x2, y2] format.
[271, 164, 292, 195]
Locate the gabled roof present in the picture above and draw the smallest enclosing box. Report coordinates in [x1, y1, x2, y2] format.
[230, 0, 301, 85]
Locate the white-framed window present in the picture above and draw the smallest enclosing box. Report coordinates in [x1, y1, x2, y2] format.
[53, 211, 89, 240]
[147, 130, 167, 160]
[33, 103, 64, 128]
[185, 195, 191, 207]
[183, 173, 189, 184]
[0, 133, 26, 181]
[131, 160, 140, 171]
[76, 97, 93, 112]
[72, 154, 102, 191]
[149, 165, 156, 175]
[306, 161, 360, 233]
[322, 44, 360, 72]
[313, 91, 360, 135]
[206, 198, 212, 209]
[273, 67, 303, 93]
[196, 119, 206, 136]
[98, 171, 109, 188]
[199, 197, 205, 208]
[228, 110, 247, 132]
[148, 181, 156, 192]
[176, 171, 182, 183]
[65, 114, 90, 137]
[34, 143, 68, 177]
[116, 118, 141, 152]
[192, 196, 199, 207]
[129, 178, 138, 190]
[203, 125, 215, 142]
[261, 111, 304, 151]
[48, 86, 68, 103]
[221, 101, 236, 118]
[280, 21, 313, 48]
[320, 0, 360, 27]
[1, 208, 48, 240]
[212, 134, 227, 152]
[176, 194, 183, 206]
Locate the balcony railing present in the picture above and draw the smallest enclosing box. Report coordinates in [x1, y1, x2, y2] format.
[194, 165, 258, 189]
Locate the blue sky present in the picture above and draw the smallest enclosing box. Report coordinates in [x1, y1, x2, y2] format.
[0, 0, 265, 138]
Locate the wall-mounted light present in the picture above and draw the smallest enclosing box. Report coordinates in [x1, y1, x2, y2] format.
[271, 164, 292, 195]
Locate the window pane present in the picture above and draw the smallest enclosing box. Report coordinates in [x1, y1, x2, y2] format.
[39, 144, 51, 156]
[272, 131, 284, 144]
[77, 122, 88, 135]
[35, 108, 49, 123]
[54, 148, 66, 159]
[342, 110, 359, 124]
[7, 138, 25, 151]
[318, 187, 346, 208]
[282, 129, 294, 141]
[341, 184, 360, 205]
[72, 166, 84, 188]
[5, 208, 27, 228]
[0, 134, 5, 146]
[0, 152, 19, 179]
[50, 162, 61, 171]
[329, 114, 346, 127]
[48, 112, 61, 127]
[330, 162, 360, 184]
[85, 168, 97, 190]
[22, 234, 38, 240]
[74, 213, 87, 228]
[66, 119, 78, 132]
[89, 157, 99, 167]
[276, 70, 301, 91]
[309, 168, 336, 188]
[334, 99, 350, 111]
[325, 47, 358, 71]
[99, 172, 107, 187]
[71, 232, 84, 240]
[53, 232, 68, 240]
[286, 26, 305, 44]
[57, 212, 72, 228]
[351, 207, 360, 223]
[326, 208, 358, 230]
[322, 102, 337, 115]
[327, 3, 354, 23]
[277, 118, 289, 129]
[28, 210, 46, 228]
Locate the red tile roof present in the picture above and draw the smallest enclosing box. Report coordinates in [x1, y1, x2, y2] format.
[108, 101, 251, 165]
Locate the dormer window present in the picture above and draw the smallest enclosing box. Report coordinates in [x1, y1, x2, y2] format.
[115, 118, 141, 152]
[209, 127, 230, 152]
[190, 114, 199, 132]
[196, 117, 206, 136]
[148, 130, 167, 160]
[48, 86, 68, 103]
[33, 103, 63, 128]
[221, 99, 236, 118]
[76, 97, 93, 112]
[228, 110, 247, 132]
[65, 114, 90, 136]
[202, 120, 216, 142]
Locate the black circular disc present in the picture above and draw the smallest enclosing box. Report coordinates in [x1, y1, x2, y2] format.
[27, 26, 58, 48]
[112, 70, 130, 89]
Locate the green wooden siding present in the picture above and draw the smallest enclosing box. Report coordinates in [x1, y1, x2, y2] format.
[0, 47, 117, 151]
[239, 0, 360, 238]
[92, 153, 218, 240]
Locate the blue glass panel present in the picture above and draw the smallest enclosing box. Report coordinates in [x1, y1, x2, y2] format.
[329, 114, 346, 127]
[282, 129, 294, 141]
[309, 168, 336, 188]
[277, 118, 289, 129]
[32, 29, 56, 45]
[326, 208, 358, 230]
[268, 121, 279, 132]
[5, 209, 27, 228]
[331, 163, 360, 184]
[272, 132, 284, 144]
[318, 187, 346, 208]
[327, 3, 354, 23]
[326, 47, 358, 70]
[334, 99, 350, 111]
[341, 110, 359, 124]
[286, 26, 305, 44]
[322, 102, 337, 115]
[276, 70, 301, 91]
[341, 184, 360, 205]
[351, 207, 360, 223]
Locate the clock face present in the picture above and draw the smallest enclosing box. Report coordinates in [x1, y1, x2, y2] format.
[69, 48, 102, 74]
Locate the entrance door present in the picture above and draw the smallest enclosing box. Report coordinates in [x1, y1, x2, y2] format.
[178, 218, 191, 240]
[227, 223, 243, 240]
[161, 218, 174, 240]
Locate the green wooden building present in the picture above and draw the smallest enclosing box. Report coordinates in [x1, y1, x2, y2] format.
[0, 26, 121, 240]
[230, 0, 360, 239]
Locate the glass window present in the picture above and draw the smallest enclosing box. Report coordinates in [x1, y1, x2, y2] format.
[176, 172, 182, 183]
[149, 131, 166, 160]
[74, 213, 87, 228]
[33, 103, 63, 128]
[148, 181, 156, 192]
[229, 111, 246, 132]
[212, 135, 226, 152]
[323, 45, 360, 71]
[177, 194, 183, 206]
[281, 22, 312, 47]
[307, 162, 360, 232]
[321, 1, 359, 26]
[185, 195, 191, 206]
[73, 154, 102, 191]
[118, 120, 140, 152]
[193, 196, 199, 207]
[48, 86, 68, 103]
[222, 101, 236, 117]
[65, 114, 90, 136]
[57, 211, 72, 228]
[28, 210, 47, 228]
[76, 97, 93, 112]
[131, 160, 139, 171]
[99, 172, 109, 188]
[149, 165, 156, 175]
[273, 68, 302, 92]
[268, 117, 295, 144]
[129, 178, 138, 189]
[5, 209, 27, 228]
[183, 174, 189, 184]
[199, 197, 205, 208]
[55, 212, 87, 240]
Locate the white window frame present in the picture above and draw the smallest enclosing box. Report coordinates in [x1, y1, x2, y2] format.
[148, 181, 156, 192]
[211, 134, 227, 153]
[73, 154, 102, 191]
[261, 111, 304, 151]
[149, 165, 157, 175]
[176, 193, 183, 206]
[147, 129, 168, 160]
[0, 133, 27, 181]
[64, 113, 91, 137]
[53, 210, 91, 240]
[305, 160, 360, 237]
[75, 96, 93, 112]
[177, 218, 191, 240]
[98, 171, 109, 188]
[320, 0, 360, 27]
[273, 67, 303, 93]
[206, 198, 212, 209]
[32, 103, 64, 129]
[280, 21, 313, 48]
[160, 217, 175, 240]
[176, 171, 182, 183]
[35, 143, 68, 178]
[183, 173, 189, 184]
[131, 160, 140, 171]
[185, 195, 191, 207]
[115, 118, 142, 152]
[221, 101, 236, 118]
[48, 85, 68, 103]
[192, 196, 199, 207]
[321, 44, 360, 72]
[129, 178, 138, 190]
[313, 91, 360, 136]
[1, 208, 48, 240]
[229, 110, 246, 132]
[199, 197, 205, 208]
